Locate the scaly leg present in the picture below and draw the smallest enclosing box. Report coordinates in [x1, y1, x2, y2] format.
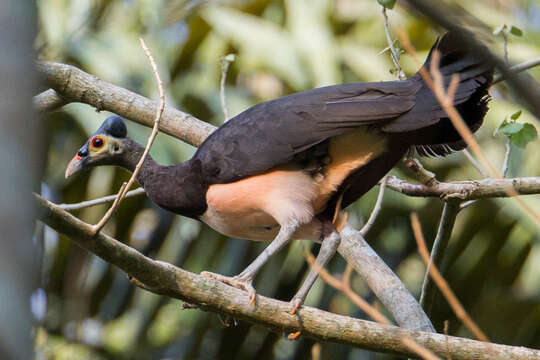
[289, 230, 341, 314]
[202, 219, 300, 304]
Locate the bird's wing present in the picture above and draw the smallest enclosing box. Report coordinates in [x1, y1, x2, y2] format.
[194, 80, 420, 184]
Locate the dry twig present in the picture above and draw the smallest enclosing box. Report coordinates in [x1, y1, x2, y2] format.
[91, 38, 165, 234]
[219, 54, 235, 121]
[411, 213, 490, 342]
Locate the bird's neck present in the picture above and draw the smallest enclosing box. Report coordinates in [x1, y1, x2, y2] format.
[120, 139, 208, 218]
[120, 139, 160, 187]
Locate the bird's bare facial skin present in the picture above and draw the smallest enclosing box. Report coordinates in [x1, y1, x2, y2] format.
[89, 135, 105, 151]
[65, 135, 123, 178]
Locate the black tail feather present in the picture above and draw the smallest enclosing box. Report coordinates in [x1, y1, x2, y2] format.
[382, 32, 494, 157]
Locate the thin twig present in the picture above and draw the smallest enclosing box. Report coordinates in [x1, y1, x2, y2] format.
[503, 31, 509, 64]
[419, 202, 461, 315]
[381, 7, 406, 80]
[493, 57, 540, 84]
[91, 38, 165, 235]
[502, 138, 512, 177]
[219, 54, 235, 121]
[360, 175, 388, 236]
[59, 188, 146, 211]
[410, 213, 490, 342]
[404, 158, 437, 185]
[462, 149, 489, 178]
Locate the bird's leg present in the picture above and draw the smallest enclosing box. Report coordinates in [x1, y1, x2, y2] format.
[289, 230, 341, 315]
[202, 219, 300, 304]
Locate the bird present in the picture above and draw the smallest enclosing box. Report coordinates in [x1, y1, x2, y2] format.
[65, 32, 493, 314]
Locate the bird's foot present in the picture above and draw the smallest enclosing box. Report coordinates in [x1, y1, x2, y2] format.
[289, 297, 304, 315]
[201, 271, 257, 305]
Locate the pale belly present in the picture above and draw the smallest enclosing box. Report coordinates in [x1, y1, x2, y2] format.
[200, 206, 323, 242]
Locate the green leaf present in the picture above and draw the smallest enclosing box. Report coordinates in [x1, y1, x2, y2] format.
[493, 24, 506, 36]
[500, 122, 524, 136]
[509, 25, 523, 36]
[511, 123, 538, 148]
[377, 0, 397, 10]
[510, 110, 522, 120]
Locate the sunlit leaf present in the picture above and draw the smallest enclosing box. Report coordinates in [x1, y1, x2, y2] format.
[510, 110, 522, 120]
[511, 123, 538, 148]
[377, 0, 396, 10]
[510, 25, 523, 37]
[500, 122, 524, 136]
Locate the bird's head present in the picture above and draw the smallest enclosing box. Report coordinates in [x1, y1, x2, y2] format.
[65, 115, 128, 178]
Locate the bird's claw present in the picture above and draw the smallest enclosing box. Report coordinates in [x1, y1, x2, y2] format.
[201, 271, 257, 305]
[289, 297, 303, 315]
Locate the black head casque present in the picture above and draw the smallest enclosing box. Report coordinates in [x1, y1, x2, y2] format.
[65, 115, 128, 178]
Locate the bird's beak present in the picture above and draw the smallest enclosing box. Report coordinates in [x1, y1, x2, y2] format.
[65, 154, 83, 178]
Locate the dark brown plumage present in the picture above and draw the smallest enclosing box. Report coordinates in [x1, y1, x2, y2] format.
[65, 33, 493, 311]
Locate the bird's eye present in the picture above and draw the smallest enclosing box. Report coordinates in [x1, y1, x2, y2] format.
[91, 137, 104, 148]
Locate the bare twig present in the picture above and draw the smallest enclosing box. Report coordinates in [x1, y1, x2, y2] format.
[462, 149, 489, 178]
[381, 7, 406, 80]
[35, 193, 540, 359]
[411, 213, 490, 342]
[219, 54, 235, 121]
[493, 57, 540, 84]
[91, 38, 165, 234]
[404, 158, 437, 185]
[502, 138, 512, 177]
[360, 175, 388, 236]
[419, 202, 461, 315]
[59, 188, 146, 211]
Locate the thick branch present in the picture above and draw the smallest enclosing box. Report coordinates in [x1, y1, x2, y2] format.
[339, 225, 435, 333]
[36, 62, 215, 147]
[386, 176, 540, 200]
[34, 193, 540, 360]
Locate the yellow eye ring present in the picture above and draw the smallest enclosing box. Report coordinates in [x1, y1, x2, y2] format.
[91, 136, 104, 149]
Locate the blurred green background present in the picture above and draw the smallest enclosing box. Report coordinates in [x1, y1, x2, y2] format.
[36, 0, 540, 359]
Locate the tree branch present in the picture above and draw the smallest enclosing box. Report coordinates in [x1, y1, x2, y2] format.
[386, 175, 540, 200]
[36, 61, 215, 147]
[34, 193, 540, 360]
[33, 88, 66, 112]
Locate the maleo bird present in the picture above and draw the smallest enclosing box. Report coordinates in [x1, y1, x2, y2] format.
[65, 33, 493, 313]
